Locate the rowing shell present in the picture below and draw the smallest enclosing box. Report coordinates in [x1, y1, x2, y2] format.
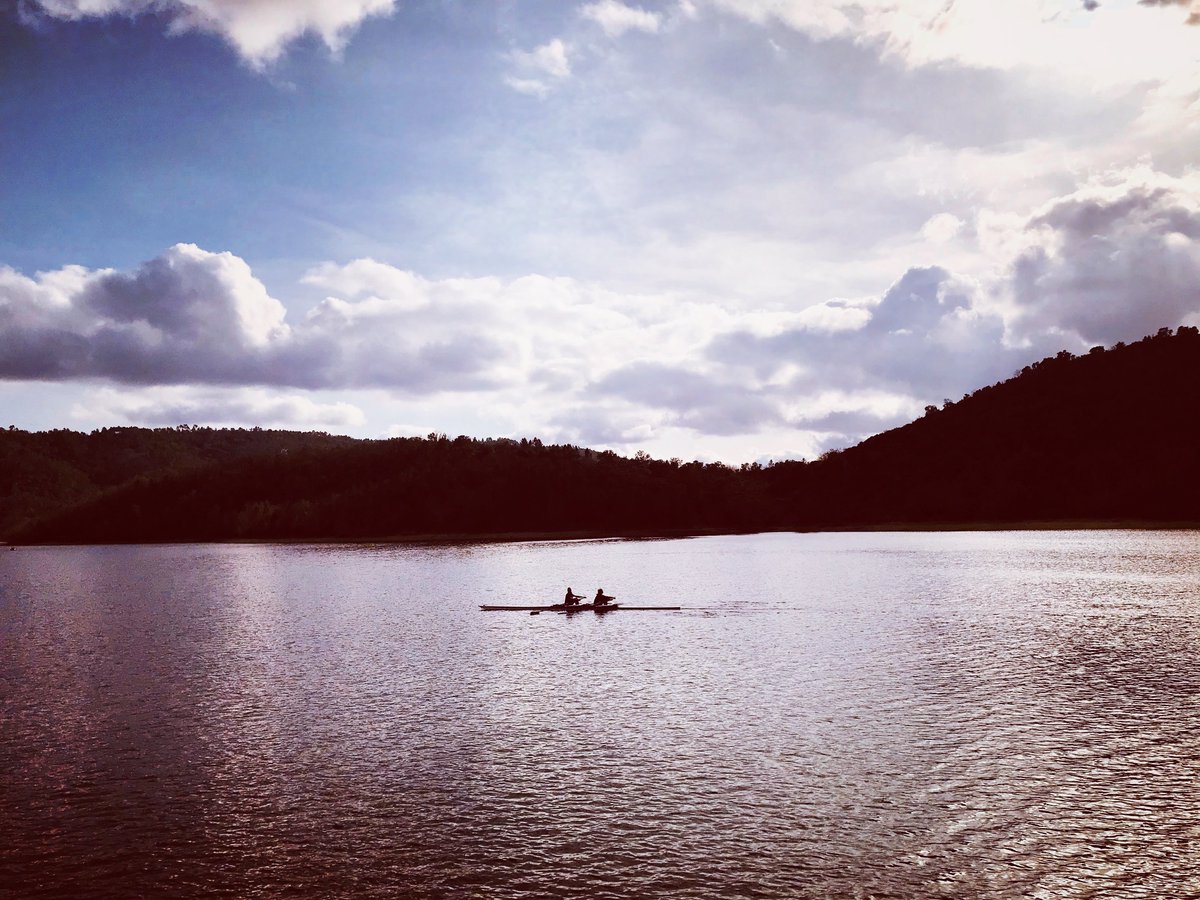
[479, 603, 680, 611]
[479, 602, 615, 612]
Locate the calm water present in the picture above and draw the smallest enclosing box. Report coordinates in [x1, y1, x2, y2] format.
[3, 531, 1200, 898]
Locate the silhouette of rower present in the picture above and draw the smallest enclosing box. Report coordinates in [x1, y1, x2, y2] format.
[593, 588, 615, 606]
[564, 587, 585, 607]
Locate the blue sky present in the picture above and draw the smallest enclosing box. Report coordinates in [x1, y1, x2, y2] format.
[2, 0, 1199, 461]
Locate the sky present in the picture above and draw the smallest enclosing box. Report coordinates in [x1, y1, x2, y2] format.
[1, 0, 1199, 463]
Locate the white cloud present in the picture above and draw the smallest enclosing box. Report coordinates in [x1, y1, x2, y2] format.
[8, 162, 1200, 461]
[708, 265, 1023, 401]
[700, 0, 1200, 89]
[505, 37, 572, 96]
[687, 164, 1200, 452]
[75, 386, 366, 429]
[0, 243, 291, 382]
[592, 362, 783, 435]
[784, 389, 920, 432]
[581, 1, 662, 36]
[510, 38, 571, 79]
[302, 258, 429, 311]
[545, 405, 659, 447]
[921, 213, 964, 244]
[91, 242, 289, 348]
[504, 76, 553, 98]
[1005, 166, 1200, 343]
[0, 244, 503, 390]
[384, 422, 440, 438]
[0, 246, 707, 396]
[23, 0, 396, 67]
[706, 0, 854, 39]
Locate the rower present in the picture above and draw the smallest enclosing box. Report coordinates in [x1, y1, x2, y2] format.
[593, 588, 615, 606]
[564, 587, 585, 606]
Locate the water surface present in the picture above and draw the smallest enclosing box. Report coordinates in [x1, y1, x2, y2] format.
[3, 531, 1199, 897]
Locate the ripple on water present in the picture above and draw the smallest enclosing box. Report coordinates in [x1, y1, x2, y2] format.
[2, 532, 1200, 898]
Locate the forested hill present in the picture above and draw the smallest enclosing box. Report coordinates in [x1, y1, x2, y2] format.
[764, 325, 1200, 526]
[5, 326, 1199, 543]
[6, 434, 769, 543]
[0, 427, 355, 538]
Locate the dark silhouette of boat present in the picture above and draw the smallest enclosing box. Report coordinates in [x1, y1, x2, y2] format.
[480, 602, 619, 612]
[479, 602, 680, 612]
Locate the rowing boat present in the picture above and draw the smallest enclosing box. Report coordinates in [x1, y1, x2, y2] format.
[480, 602, 616, 612]
[479, 603, 680, 611]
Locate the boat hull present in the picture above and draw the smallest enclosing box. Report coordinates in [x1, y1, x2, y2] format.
[480, 602, 618, 612]
[480, 603, 680, 612]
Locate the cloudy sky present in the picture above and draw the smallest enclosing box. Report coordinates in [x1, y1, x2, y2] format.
[2, 0, 1199, 461]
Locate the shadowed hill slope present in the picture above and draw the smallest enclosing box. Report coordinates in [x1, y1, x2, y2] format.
[7, 436, 767, 543]
[764, 325, 1200, 526]
[6, 327, 1199, 543]
[0, 426, 355, 537]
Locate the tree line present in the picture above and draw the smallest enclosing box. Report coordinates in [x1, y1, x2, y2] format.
[4, 327, 1198, 543]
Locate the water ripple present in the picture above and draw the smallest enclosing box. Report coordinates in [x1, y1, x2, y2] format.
[2, 532, 1199, 897]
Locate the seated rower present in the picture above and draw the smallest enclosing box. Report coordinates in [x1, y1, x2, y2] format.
[564, 587, 585, 606]
[593, 588, 615, 606]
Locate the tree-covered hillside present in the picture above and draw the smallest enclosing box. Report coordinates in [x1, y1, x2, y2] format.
[5, 326, 1199, 543]
[764, 325, 1200, 526]
[8, 435, 770, 543]
[0, 426, 355, 537]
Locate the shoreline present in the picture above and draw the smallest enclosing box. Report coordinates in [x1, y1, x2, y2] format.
[7, 520, 1200, 548]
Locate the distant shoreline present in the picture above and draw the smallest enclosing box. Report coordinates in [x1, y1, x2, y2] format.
[7, 520, 1199, 548]
[816, 520, 1200, 533]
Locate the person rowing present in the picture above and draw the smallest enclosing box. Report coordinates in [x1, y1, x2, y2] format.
[564, 587, 585, 607]
[593, 588, 615, 606]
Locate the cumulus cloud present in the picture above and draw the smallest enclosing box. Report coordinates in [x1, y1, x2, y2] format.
[582, 357, 922, 449]
[0, 244, 505, 391]
[20, 0, 396, 67]
[301, 258, 430, 307]
[592, 362, 782, 435]
[700, 0, 1199, 88]
[790, 403, 916, 437]
[707, 266, 1027, 409]
[681, 166, 1200, 449]
[0, 246, 722, 402]
[503, 77, 553, 98]
[505, 38, 571, 95]
[76, 386, 366, 429]
[7, 164, 1200, 459]
[1008, 169, 1200, 344]
[921, 213, 964, 244]
[1, 244, 798, 450]
[384, 422, 440, 438]
[0, 243, 290, 383]
[581, 1, 662, 36]
[547, 405, 658, 447]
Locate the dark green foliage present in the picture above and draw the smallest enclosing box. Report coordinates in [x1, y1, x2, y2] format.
[765, 325, 1200, 526]
[0, 426, 354, 537]
[7, 434, 768, 543]
[5, 327, 1199, 543]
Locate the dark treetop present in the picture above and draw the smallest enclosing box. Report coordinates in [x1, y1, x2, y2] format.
[4, 327, 1198, 543]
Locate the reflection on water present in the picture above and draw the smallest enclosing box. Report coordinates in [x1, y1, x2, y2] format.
[3, 532, 1200, 897]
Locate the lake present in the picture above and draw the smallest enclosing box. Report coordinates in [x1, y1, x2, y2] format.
[3, 531, 1199, 898]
